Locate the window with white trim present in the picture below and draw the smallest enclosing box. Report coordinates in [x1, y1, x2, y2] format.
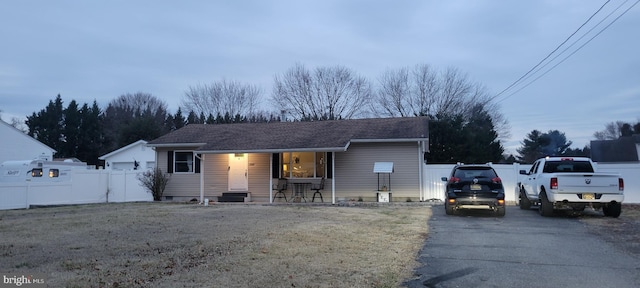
[281, 152, 325, 178]
[174, 151, 194, 173]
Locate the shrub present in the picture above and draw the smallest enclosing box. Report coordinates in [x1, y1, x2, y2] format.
[137, 168, 170, 201]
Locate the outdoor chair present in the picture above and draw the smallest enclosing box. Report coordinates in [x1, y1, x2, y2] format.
[272, 178, 288, 202]
[311, 178, 325, 202]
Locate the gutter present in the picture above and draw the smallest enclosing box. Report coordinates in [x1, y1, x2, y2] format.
[146, 143, 207, 148]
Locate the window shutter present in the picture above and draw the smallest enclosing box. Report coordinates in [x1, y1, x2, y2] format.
[167, 151, 174, 173]
[272, 153, 280, 178]
[326, 152, 333, 179]
[194, 153, 201, 173]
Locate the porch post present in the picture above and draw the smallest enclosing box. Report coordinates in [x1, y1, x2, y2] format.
[332, 152, 336, 204]
[269, 155, 273, 203]
[199, 154, 204, 204]
[418, 141, 424, 201]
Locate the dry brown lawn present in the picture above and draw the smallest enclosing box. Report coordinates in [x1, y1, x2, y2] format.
[580, 203, 640, 256]
[0, 202, 431, 288]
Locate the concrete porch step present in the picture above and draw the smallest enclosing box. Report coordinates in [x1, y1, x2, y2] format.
[218, 192, 251, 203]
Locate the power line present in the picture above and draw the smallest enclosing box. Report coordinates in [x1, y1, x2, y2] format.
[496, 0, 640, 104]
[518, 0, 631, 88]
[488, 0, 612, 103]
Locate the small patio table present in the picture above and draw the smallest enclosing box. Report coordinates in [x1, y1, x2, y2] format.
[290, 182, 311, 203]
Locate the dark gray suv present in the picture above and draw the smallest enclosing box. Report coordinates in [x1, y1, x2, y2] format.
[441, 164, 506, 216]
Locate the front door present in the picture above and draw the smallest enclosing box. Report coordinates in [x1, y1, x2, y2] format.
[228, 153, 248, 191]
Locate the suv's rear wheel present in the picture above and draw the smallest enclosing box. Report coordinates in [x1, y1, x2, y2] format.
[495, 207, 505, 217]
[539, 191, 554, 217]
[445, 199, 454, 215]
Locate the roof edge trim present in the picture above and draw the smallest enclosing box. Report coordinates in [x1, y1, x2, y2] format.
[350, 138, 428, 143]
[196, 147, 348, 154]
[146, 143, 207, 148]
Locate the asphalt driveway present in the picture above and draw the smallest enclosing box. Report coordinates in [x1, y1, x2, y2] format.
[405, 205, 640, 287]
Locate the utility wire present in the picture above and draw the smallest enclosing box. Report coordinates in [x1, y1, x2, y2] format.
[518, 0, 631, 88]
[488, 0, 612, 103]
[496, 0, 640, 104]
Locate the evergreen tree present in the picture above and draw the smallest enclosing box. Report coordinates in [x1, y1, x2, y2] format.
[120, 109, 164, 145]
[102, 92, 168, 150]
[187, 110, 200, 124]
[428, 105, 504, 164]
[516, 130, 545, 163]
[428, 114, 466, 163]
[461, 105, 504, 163]
[173, 108, 186, 129]
[77, 101, 104, 166]
[517, 130, 574, 163]
[26, 94, 65, 157]
[205, 113, 215, 124]
[61, 100, 81, 158]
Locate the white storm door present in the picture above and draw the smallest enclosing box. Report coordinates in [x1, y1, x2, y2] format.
[228, 153, 248, 191]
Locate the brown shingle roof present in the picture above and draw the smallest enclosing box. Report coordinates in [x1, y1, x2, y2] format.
[147, 117, 429, 153]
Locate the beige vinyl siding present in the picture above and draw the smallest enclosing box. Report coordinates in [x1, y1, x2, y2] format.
[247, 153, 272, 200]
[156, 147, 206, 198]
[202, 154, 228, 198]
[334, 142, 421, 201]
[156, 150, 272, 200]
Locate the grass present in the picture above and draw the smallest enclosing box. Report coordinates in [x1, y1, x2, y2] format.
[0, 202, 431, 287]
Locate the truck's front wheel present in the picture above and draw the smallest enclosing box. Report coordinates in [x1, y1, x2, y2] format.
[539, 191, 554, 217]
[603, 202, 622, 218]
[519, 188, 531, 210]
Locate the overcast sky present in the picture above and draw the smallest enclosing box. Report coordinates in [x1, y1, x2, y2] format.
[1, 0, 639, 154]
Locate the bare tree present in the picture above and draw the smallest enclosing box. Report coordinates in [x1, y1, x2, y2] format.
[272, 63, 372, 120]
[409, 64, 439, 117]
[373, 65, 479, 117]
[182, 80, 261, 119]
[376, 67, 411, 117]
[109, 92, 168, 114]
[0, 110, 27, 132]
[593, 121, 632, 140]
[9, 117, 27, 132]
[372, 64, 510, 140]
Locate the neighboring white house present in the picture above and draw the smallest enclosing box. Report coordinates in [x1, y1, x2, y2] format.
[0, 120, 55, 164]
[99, 140, 155, 170]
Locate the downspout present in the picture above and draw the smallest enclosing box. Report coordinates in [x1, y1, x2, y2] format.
[196, 153, 204, 204]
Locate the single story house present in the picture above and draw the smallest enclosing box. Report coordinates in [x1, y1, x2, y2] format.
[146, 117, 429, 203]
[99, 140, 156, 170]
[0, 119, 55, 163]
[591, 135, 640, 163]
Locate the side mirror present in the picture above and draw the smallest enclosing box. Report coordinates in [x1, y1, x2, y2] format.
[519, 170, 528, 175]
[441, 177, 448, 181]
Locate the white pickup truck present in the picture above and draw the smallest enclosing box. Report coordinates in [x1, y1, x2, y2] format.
[518, 157, 624, 217]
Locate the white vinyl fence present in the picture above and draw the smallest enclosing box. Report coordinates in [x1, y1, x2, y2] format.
[0, 170, 152, 210]
[423, 163, 640, 204]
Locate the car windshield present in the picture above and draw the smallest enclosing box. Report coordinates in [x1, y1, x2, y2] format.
[453, 167, 496, 179]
